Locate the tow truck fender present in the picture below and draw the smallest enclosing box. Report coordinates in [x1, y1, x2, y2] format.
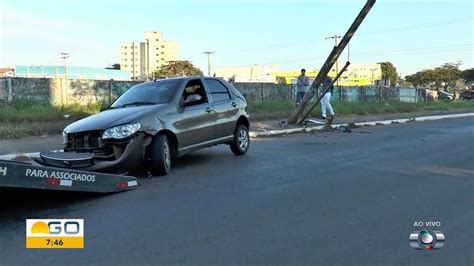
[0, 159, 140, 193]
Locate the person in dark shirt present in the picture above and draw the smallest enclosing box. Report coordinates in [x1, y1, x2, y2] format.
[296, 69, 309, 104]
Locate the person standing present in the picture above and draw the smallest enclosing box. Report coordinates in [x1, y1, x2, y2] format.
[296, 69, 310, 104]
[321, 76, 335, 119]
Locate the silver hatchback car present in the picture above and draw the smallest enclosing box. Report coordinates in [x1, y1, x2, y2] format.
[40, 77, 250, 175]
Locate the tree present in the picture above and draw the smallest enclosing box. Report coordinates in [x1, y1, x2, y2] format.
[405, 62, 462, 87]
[154, 60, 203, 78]
[435, 62, 462, 84]
[461, 68, 474, 81]
[105, 63, 120, 70]
[378, 62, 398, 86]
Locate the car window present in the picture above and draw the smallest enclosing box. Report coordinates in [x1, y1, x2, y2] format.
[205, 79, 231, 103]
[111, 80, 179, 108]
[183, 79, 208, 107]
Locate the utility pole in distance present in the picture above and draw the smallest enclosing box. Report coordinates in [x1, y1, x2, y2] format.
[60, 52, 70, 105]
[325, 35, 342, 85]
[60, 52, 70, 80]
[203, 51, 214, 76]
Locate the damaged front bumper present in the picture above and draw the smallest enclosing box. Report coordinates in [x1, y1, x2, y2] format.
[40, 133, 151, 173]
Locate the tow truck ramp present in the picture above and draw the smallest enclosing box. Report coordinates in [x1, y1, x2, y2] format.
[0, 159, 140, 193]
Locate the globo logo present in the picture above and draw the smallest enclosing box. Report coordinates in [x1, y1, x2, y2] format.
[26, 219, 84, 249]
[31, 221, 81, 235]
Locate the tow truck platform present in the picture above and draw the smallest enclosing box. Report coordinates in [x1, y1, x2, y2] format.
[0, 156, 140, 193]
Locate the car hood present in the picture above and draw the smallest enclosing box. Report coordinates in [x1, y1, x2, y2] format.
[64, 104, 165, 133]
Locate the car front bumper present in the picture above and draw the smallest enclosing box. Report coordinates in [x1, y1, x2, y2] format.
[40, 133, 149, 173]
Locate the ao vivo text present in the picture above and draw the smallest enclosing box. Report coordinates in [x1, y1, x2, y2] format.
[413, 221, 441, 227]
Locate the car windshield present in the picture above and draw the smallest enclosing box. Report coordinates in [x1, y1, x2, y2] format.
[111, 80, 180, 108]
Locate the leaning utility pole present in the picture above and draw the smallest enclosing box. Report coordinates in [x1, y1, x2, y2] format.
[325, 35, 342, 85]
[287, 0, 376, 125]
[203, 51, 214, 76]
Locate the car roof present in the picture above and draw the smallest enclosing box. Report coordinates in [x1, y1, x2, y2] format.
[153, 76, 223, 82]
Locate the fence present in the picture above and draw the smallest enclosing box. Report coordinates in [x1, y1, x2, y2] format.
[233, 83, 429, 103]
[0, 77, 432, 106]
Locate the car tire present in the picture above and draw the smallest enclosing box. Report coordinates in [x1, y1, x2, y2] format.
[230, 124, 250, 156]
[150, 134, 171, 176]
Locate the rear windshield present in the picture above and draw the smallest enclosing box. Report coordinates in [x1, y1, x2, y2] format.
[111, 80, 180, 107]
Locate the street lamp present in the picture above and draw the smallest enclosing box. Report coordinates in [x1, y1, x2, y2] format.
[60, 52, 70, 105]
[325, 35, 342, 85]
[202, 51, 214, 76]
[370, 68, 378, 86]
[60, 52, 70, 80]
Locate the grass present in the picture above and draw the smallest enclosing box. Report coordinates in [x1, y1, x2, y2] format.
[0, 101, 103, 139]
[1, 100, 473, 139]
[247, 100, 474, 120]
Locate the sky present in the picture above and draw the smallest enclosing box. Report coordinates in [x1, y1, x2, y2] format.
[0, 0, 473, 77]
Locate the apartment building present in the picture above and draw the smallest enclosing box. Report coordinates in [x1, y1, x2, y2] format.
[120, 31, 179, 80]
[120, 42, 146, 80]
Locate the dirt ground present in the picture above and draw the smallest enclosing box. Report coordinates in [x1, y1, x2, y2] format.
[251, 109, 474, 131]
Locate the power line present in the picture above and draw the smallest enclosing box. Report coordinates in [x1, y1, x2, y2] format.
[214, 16, 473, 55]
[214, 44, 473, 68]
[356, 16, 473, 36]
[352, 48, 473, 58]
[351, 43, 473, 56]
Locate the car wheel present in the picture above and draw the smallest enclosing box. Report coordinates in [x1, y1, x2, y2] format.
[150, 134, 171, 176]
[230, 124, 250, 155]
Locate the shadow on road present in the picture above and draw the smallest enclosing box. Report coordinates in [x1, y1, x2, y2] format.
[0, 188, 106, 223]
[0, 149, 227, 223]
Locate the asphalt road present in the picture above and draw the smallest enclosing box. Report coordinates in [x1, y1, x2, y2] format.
[1, 117, 473, 265]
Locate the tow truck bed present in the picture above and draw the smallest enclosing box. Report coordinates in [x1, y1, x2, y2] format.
[0, 159, 140, 193]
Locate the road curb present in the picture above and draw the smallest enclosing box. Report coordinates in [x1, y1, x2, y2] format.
[1, 113, 473, 159]
[248, 112, 474, 138]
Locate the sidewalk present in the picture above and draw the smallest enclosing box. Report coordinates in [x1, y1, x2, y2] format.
[251, 109, 474, 132]
[250, 111, 474, 137]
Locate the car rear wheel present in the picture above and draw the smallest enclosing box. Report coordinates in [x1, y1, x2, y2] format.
[150, 134, 171, 176]
[230, 124, 250, 156]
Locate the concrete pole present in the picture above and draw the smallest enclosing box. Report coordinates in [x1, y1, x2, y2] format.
[60, 52, 70, 105]
[325, 35, 342, 85]
[203, 51, 214, 76]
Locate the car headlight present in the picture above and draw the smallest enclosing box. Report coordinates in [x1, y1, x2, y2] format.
[102, 123, 141, 140]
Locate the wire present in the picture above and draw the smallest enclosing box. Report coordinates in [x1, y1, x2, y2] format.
[356, 16, 473, 36]
[214, 45, 473, 68]
[213, 16, 473, 55]
[351, 43, 473, 56]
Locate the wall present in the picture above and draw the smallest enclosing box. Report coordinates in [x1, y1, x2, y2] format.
[233, 83, 292, 102]
[0, 77, 141, 105]
[0, 77, 430, 106]
[233, 83, 421, 103]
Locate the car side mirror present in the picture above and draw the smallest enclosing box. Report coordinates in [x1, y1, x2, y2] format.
[184, 94, 202, 106]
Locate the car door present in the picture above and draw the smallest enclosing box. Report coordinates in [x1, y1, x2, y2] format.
[175, 79, 216, 149]
[204, 78, 239, 140]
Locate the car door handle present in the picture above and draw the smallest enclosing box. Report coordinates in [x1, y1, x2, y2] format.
[205, 107, 213, 113]
[231, 102, 238, 108]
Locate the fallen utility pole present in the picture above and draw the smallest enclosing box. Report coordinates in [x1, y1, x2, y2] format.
[299, 61, 351, 124]
[287, 0, 376, 125]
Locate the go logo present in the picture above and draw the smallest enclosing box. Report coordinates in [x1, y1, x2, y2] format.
[26, 219, 84, 249]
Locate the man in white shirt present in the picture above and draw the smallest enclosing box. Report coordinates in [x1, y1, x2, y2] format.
[321, 76, 335, 120]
